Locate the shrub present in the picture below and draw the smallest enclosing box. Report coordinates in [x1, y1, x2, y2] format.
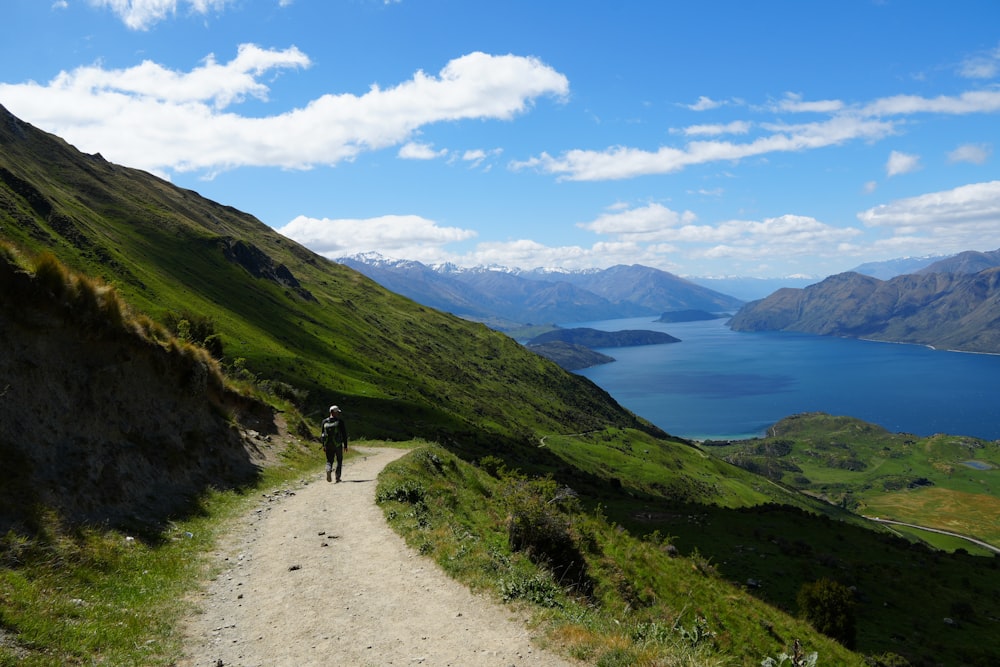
[498, 571, 562, 607]
[478, 455, 506, 478]
[503, 479, 592, 595]
[796, 578, 856, 649]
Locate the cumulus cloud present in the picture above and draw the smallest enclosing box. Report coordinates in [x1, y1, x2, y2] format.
[0, 48, 568, 177]
[398, 142, 447, 160]
[90, 0, 234, 31]
[948, 143, 991, 165]
[857, 180, 1000, 258]
[886, 150, 921, 177]
[579, 203, 697, 241]
[277, 214, 477, 260]
[578, 203, 861, 263]
[858, 180, 1000, 229]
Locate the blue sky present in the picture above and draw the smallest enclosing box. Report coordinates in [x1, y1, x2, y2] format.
[2, 1, 1000, 278]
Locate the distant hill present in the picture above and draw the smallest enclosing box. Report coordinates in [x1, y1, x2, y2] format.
[850, 254, 950, 280]
[917, 248, 1000, 275]
[338, 253, 743, 324]
[525, 340, 615, 370]
[728, 269, 1000, 353]
[527, 327, 680, 348]
[849, 250, 1000, 280]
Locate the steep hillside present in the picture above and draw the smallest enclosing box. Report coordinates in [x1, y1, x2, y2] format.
[0, 246, 291, 535]
[729, 269, 1000, 353]
[0, 104, 657, 461]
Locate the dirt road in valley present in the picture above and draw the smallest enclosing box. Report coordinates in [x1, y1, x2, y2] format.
[178, 446, 580, 667]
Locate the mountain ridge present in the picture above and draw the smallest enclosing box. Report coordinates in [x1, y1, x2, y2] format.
[729, 266, 1000, 353]
[337, 252, 743, 326]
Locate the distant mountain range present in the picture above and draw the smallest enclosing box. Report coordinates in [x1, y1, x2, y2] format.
[337, 253, 743, 326]
[729, 250, 1000, 354]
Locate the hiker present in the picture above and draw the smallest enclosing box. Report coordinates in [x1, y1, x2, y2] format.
[320, 405, 349, 482]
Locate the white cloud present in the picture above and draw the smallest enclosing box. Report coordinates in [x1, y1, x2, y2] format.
[679, 121, 751, 137]
[514, 116, 894, 181]
[775, 92, 844, 113]
[858, 180, 1000, 230]
[461, 148, 502, 169]
[579, 203, 697, 241]
[861, 89, 1000, 116]
[516, 86, 1000, 182]
[398, 142, 447, 160]
[686, 96, 723, 111]
[277, 214, 477, 260]
[948, 143, 991, 165]
[0, 49, 568, 176]
[886, 150, 920, 177]
[579, 204, 861, 262]
[856, 180, 1000, 260]
[863, 180, 878, 194]
[89, 0, 234, 31]
[958, 44, 1000, 79]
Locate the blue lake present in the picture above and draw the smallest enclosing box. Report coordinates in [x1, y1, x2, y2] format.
[569, 317, 1000, 441]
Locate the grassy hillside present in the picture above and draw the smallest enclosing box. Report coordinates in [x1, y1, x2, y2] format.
[705, 412, 1000, 553]
[376, 444, 865, 666]
[0, 104, 655, 456]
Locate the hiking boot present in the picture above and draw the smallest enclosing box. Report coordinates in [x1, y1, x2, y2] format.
[326, 469, 332, 483]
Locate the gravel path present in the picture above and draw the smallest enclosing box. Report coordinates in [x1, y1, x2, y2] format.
[177, 446, 579, 666]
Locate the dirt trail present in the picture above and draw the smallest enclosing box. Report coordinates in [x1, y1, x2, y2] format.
[178, 447, 579, 666]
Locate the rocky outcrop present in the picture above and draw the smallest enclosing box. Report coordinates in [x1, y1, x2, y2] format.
[218, 237, 315, 301]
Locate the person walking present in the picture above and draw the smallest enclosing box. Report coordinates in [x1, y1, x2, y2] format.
[320, 405, 348, 482]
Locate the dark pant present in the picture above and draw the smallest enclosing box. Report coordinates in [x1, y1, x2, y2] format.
[324, 444, 344, 480]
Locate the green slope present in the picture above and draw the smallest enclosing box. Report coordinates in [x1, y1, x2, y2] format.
[0, 104, 656, 454]
[706, 412, 1000, 550]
